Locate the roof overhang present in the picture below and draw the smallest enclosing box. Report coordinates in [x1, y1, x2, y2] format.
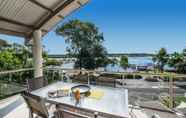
[0, 0, 89, 38]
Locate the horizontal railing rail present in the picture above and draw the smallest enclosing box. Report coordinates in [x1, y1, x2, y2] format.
[1, 66, 186, 77]
[0, 68, 34, 75]
[45, 66, 186, 78]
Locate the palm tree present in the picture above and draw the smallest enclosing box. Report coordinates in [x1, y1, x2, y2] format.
[154, 48, 168, 72]
[168, 52, 184, 68]
[168, 51, 186, 73]
[120, 55, 129, 70]
[182, 48, 186, 57]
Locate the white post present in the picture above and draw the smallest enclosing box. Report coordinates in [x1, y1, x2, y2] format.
[32, 30, 43, 78]
[88, 72, 90, 85]
[124, 89, 129, 117]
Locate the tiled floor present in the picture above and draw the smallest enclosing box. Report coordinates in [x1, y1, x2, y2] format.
[0, 95, 148, 118]
[1, 95, 179, 118]
[0, 95, 29, 118]
[4, 102, 30, 118]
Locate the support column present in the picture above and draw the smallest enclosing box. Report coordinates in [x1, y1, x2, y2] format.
[32, 30, 43, 78]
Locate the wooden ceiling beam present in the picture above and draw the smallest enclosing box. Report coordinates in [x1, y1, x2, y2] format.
[27, 0, 53, 12]
[0, 28, 27, 37]
[35, 0, 75, 29]
[0, 16, 34, 29]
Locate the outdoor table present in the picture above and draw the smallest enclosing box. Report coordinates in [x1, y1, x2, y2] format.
[32, 82, 129, 118]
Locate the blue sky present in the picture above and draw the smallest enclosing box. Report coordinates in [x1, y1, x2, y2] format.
[1, 0, 186, 54]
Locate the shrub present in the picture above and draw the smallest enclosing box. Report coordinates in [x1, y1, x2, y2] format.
[45, 59, 62, 66]
[100, 73, 121, 79]
[125, 74, 134, 79]
[134, 75, 143, 79]
[144, 76, 159, 82]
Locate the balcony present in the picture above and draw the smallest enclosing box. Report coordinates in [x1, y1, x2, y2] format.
[0, 68, 185, 118]
[0, 0, 185, 117]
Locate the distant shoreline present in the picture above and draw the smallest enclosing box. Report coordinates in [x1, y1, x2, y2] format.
[48, 53, 154, 58]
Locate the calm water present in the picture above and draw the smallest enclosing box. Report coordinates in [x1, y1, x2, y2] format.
[128, 56, 153, 65]
[61, 56, 154, 72]
[106, 56, 153, 72]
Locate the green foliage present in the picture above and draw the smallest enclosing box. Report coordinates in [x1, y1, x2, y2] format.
[109, 58, 118, 66]
[175, 96, 186, 107]
[120, 55, 129, 69]
[175, 49, 186, 73]
[167, 50, 186, 74]
[45, 59, 63, 66]
[56, 19, 109, 70]
[0, 40, 50, 71]
[0, 42, 33, 70]
[162, 96, 186, 108]
[183, 49, 186, 57]
[168, 52, 184, 67]
[176, 61, 186, 73]
[161, 96, 171, 108]
[0, 39, 10, 50]
[0, 49, 21, 70]
[154, 48, 168, 72]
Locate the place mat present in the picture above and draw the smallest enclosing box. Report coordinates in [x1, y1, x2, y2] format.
[88, 89, 104, 100]
[61, 86, 70, 91]
[48, 86, 70, 98]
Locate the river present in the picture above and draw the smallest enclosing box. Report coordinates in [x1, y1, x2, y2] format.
[61, 56, 154, 72]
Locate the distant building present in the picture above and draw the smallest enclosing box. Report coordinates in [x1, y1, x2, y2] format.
[137, 65, 148, 71]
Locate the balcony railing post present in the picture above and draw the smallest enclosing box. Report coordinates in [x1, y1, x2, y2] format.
[122, 73, 124, 86]
[8, 73, 11, 83]
[169, 74, 174, 109]
[88, 71, 90, 85]
[61, 69, 63, 81]
[94, 112, 98, 118]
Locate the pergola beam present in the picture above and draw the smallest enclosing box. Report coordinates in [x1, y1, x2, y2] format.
[0, 0, 89, 38]
[35, 0, 75, 29]
[0, 16, 34, 29]
[27, 0, 53, 12]
[77, 1, 83, 6]
[0, 28, 27, 37]
[58, 15, 65, 19]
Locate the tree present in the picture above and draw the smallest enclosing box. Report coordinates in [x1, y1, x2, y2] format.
[0, 42, 34, 70]
[120, 55, 129, 69]
[168, 52, 184, 68]
[176, 61, 186, 73]
[169, 50, 186, 74]
[109, 58, 118, 66]
[0, 39, 10, 50]
[183, 48, 186, 57]
[154, 48, 168, 72]
[0, 49, 21, 70]
[56, 20, 108, 70]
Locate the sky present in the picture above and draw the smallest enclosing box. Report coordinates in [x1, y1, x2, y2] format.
[1, 0, 186, 54]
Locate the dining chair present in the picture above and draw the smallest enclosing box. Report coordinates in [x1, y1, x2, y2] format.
[21, 91, 55, 118]
[56, 109, 93, 118]
[27, 77, 48, 91]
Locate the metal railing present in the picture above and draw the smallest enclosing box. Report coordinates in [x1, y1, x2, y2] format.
[0, 67, 185, 108]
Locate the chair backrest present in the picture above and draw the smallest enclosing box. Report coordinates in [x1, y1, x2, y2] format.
[22, 91, 49, 118]
[27, 77, 48, 91]
[57, 109, 92, 118]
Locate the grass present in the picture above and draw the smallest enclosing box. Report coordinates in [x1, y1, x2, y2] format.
[103, 71, 186, 81]
[161, 96, 186, 108]
[175, 96, 186, 106]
